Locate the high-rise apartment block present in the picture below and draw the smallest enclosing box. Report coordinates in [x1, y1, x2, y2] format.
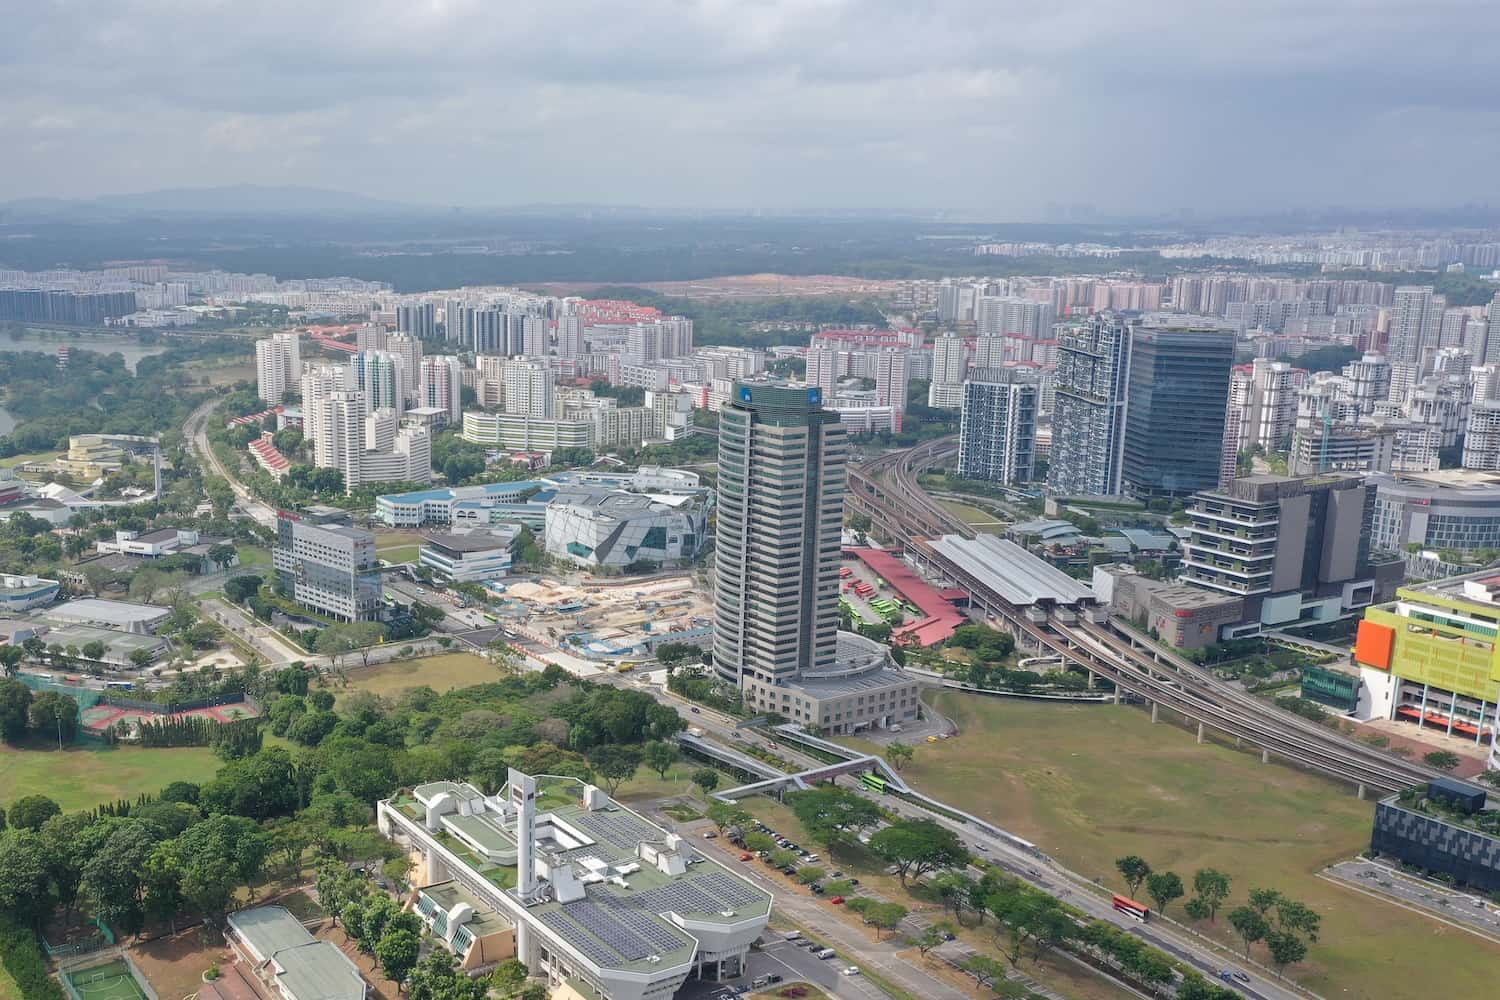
[927, 334, 968, 408]
[396, 301, 437, 339]
[254, 332, 301, 407]
[1122, 323, 1234, 499]
[957, 367, 1038, 485]
[504, 358, 557, 419]
[419, 355, 464, 426]
[352, 350, 407, 416]
[1048, 313, 1132, 496]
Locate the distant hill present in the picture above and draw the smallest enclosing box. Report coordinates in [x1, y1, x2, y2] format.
[0, 184, 425, 221]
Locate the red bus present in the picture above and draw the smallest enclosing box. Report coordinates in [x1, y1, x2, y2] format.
[1112, 894, 1150, 922]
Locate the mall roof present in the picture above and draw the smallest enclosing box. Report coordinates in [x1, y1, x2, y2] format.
[929, 534, 1097, 608]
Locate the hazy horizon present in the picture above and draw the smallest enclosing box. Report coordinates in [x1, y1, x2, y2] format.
[5, 1, 1500, 218]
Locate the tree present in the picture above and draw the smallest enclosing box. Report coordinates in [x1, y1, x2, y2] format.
[0, 829, 53, 928]
[82, 819, 160, 938]
[81, 640, 107, 663]
[744, 832, 775, 854]
[208, 543, 239, 572]
[28, 690, 79, 746]
[1424, 750, 1461, 771]
[1115, 855, 1151, 897]
[490, 959, 529, 996]
[885, 741, 914, 771]
[1248, 887, 1283, 916]
[1265, 930, 1307, 978]
[8, 795, 60, 832]
[868, 819, 968, 885]
[933, 871, 977, 922]
[866, 901, 909, 939]
[787, 786, 881, 849]
[1183, 896, 1211, 922]
[910, 922, 955, 957]
[361, 893, 399, 950]
[705, 801, 751, 835]
[1145, 872, 1184, 916]
[1273, 898, 1321, 943]
[796, 866, 825, 885]
[589, 745, 643, 795]
[643, 740, 678, 780]
[1191, 868, 1232, 922]
[0, 678, 30, 742]
[224, 574, 263, 605]
[1228, 905, 1269, 958]
[961, 954, 1008, 988]
[0, 645, 22, 677]
[691, 768, 720, 794]
[151, 813, 271, 922]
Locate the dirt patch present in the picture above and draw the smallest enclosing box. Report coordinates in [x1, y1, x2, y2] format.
[130, 928, 242, 1000]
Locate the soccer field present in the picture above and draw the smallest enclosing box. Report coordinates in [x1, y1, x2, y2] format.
[63, 960, 150, 1000]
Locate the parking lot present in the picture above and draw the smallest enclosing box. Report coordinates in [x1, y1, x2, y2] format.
[673, 936, 887, 1000]
[1325, 859, 1500, 940]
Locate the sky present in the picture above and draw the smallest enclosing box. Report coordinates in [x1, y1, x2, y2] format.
[3, 0, 1498, 218]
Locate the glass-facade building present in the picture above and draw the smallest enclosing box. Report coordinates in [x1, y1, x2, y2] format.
[1121, 324, 1235, 499]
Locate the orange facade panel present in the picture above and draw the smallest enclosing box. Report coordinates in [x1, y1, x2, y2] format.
[1354, 620, 1395, 670]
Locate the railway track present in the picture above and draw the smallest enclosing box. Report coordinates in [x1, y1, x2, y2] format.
[852, 439, 1438, 795]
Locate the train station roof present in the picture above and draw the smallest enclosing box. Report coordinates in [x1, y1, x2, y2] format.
[928, 534, 1096, 608]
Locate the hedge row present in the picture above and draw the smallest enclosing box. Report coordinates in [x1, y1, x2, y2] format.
[0, 919, 66, 1000]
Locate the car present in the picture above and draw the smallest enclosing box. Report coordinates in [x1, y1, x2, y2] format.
[840, 967, 860, 977]
[751, 978, 770, 989]
[691, 707, 701, 714]
[782, 931, 801, 941]
[739, 852, 752, 861]
[973, 843, 989, 852]
[847, 878, 860, 887]
[815, 948, 836, 960]
[829, 870, 844, 879]
[829, 896, 846, 905]
[1232, 973, 1250, 984]
[765, 975, 783, 985]
[1219, 972, 1235, 983]
[702, 831, 718, 839]
[809, 884, 824, 894]
[941, 930, 956, 941]
[781, 866, 797, 876]
[416, 588, 426, 595]
[927, 735, 939, 743]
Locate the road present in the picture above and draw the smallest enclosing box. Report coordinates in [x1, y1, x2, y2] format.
[1325, 859, 1500, 940]
[185, 396, 278, 529]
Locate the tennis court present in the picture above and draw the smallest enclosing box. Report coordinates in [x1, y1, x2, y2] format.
[62, 959, 152, 1000]
[79, 701, 260, 736]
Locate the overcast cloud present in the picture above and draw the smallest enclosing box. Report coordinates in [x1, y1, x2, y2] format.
[2, 0, 1497, 217]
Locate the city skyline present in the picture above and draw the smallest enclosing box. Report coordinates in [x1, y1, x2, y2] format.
[7, 1, 1500, 217]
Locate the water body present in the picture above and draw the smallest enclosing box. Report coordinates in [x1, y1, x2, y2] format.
[3, 330, 170, 373]
[0, 331, 170, 440]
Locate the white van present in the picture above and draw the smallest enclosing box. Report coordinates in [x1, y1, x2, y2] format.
[816, 948, 836, 960]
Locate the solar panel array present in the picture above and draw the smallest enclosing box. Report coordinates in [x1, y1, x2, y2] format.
[566, 901, 655, 960]
[635, 881, 720, 914]
[694, 872, 762, 907]
[574, 811, 656, 848]
[537, 909, 618, 967]
[598, 894, 692, 953]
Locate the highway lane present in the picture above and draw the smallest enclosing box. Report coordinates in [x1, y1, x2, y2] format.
[185, 396, 278, 529]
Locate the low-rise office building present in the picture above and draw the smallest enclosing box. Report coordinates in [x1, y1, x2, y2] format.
[228, 906, 367, 1000]
[1369, 469, 1500, 555]
[0, 574, 60, 613]
[738, 632, 922, 734]
[39, 598, 171, 634]
[419, 526, 521, 583]
[1353, 571, 1500, 763]
[377, 771, 770, 1000]
[1370, 781, 1500, 893]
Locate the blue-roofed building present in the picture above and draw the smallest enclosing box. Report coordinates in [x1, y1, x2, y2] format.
[0, 575, 60, 612]
[376, 481, 552, 528]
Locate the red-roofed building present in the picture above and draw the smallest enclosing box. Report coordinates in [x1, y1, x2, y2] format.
[845, 547, 968, 646]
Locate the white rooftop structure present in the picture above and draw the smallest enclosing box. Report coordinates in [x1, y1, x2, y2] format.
[928, 534, 1096, 608]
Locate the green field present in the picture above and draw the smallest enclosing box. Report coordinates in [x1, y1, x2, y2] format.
[235, 544, 271, 567]
[0, 450, 59, 468]
[890, 693, 1500, 1000]
[63, 959, 149, 1000]
[377, 545, 420, 564]
[938, 499, 1005, 531]
[0, 744, 223, 813]
[340, 652, 497, 700]
[375, 530, 424, 566]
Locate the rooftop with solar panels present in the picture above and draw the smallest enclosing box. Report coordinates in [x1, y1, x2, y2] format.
[384, 774, 771, 978]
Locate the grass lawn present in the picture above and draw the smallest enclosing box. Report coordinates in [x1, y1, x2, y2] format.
[0, 964, 18, 1000]
[235, 545, 271, 567]
[0, 744, 222, 813]
[616, 762, 739, 802]
[377, 545, 420, 564]
[894, 693, 1500, 1000]
[938, 499, 1005, 530]
[0, 450, 59, 468]
[339, 651, 497, 700]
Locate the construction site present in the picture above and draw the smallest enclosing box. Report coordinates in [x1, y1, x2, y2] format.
[492, 574, 713, 666]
